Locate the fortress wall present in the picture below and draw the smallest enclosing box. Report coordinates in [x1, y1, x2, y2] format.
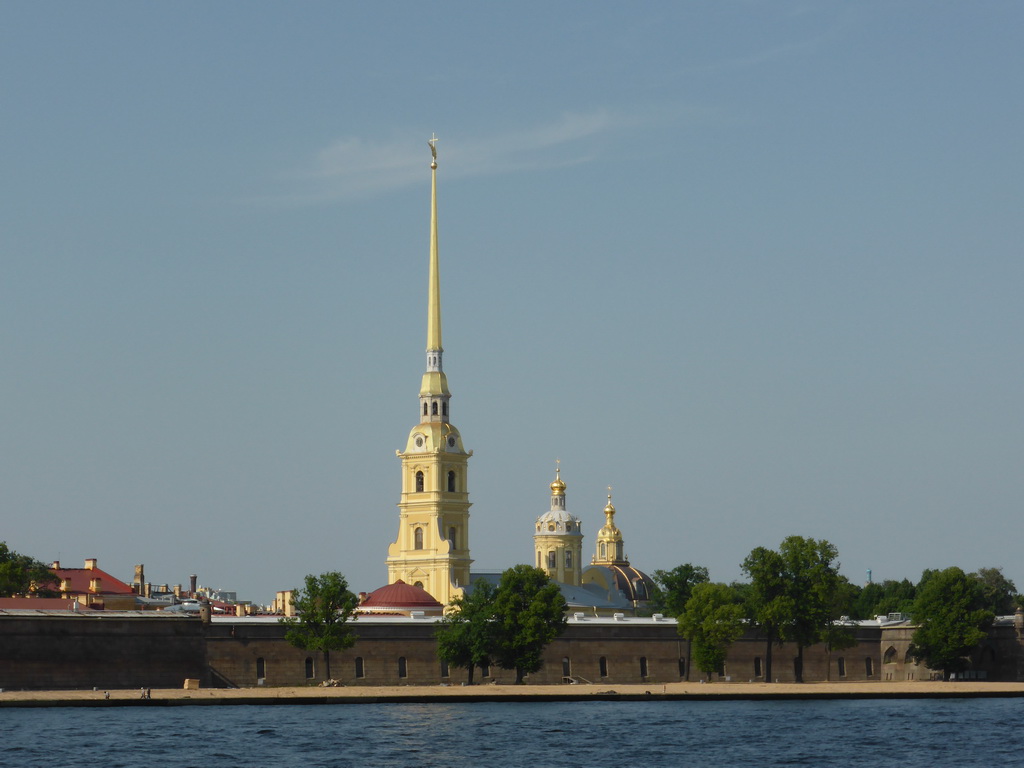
[0, 615, 207, 691]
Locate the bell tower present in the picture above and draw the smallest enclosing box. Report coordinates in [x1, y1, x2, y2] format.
[386, 137, 473, 606]
[533, 464, 583, 586]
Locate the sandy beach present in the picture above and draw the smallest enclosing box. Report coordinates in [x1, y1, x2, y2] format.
[3, 681, 1024, 707]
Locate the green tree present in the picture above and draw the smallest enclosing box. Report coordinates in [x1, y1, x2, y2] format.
[677, 583, 745, 680]
[435, 578, 496, 684]
[0, 542, 57, 597]
[651, 563, 710, 617]
[776, 536, 850, 683]
[280, 572, 358, 682]
[909, 566, 994, 680]
[742, 537, 851, 683]
[969, 567, 1018, 615]
[741, 545, 790, 684]
[490, 565, 567, 684]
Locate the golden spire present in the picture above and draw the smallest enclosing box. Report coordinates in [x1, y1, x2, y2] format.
[426, 133, 442, 353]
[419, 134, 451, 401]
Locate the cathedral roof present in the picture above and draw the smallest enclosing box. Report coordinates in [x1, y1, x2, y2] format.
[360, 580, 443, 610]
[582, 564, 655, 604]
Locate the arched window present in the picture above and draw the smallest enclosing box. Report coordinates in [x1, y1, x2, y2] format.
[547, 551, 556, 569]
[547, 523, 554, 532]
[600, 542, 606, 560]
[423, 403, 428, 416]
[414, 527, 424, 549]
[616, 542, 624, 560]
[883, 646, 897, 664]
[565, 522, 573, 531]
[413, 581, 423, 588]
[448, 471, 456, 492]
[415, 471, 424, 492]
[537, 551, 541, 567]
[448, 526, 457, 549]
[432, 402, 438, 415]
[354, 657, 364, 678]
[398, 657, 408, 678]
[565, 550, 573, 568]
[442, 402, 448, 416]
[305, 657, 314, 679]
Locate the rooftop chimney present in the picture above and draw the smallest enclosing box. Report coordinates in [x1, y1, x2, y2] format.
[84, 558, 97, 570]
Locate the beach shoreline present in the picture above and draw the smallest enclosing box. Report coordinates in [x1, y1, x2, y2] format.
[3, 681, 1024, 708]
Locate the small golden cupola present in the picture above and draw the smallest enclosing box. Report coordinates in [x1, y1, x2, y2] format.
[592, 488, 626, 566]
[533, 463, 583, 586]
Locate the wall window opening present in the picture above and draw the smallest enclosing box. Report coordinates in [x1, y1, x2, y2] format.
[398, 657, 407, 679]
[304, 657, 314, 680]
[355, 657, 364, 678]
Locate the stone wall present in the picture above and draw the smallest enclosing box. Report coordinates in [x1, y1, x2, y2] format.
[0, 615, 207, 690]
[7, 612, 1022, 690]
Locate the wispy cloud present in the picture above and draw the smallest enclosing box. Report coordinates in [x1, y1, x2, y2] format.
[264, 110, 626, 205]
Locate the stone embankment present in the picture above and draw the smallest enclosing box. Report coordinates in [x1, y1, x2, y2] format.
[3, 681, 1024, 708]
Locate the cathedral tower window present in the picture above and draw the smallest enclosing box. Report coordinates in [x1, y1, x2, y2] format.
[448, 527, 457, 548]
[565, 550, 573, 568]
[442, 402, 448, 417]
[547, 551, 556, 569]
[432, 402, 438, 415]
[423, 403, 428, 416]
[448, 471, 456, 492]
[415, 471, 424, 492]
[414, 527, 424, 550]
[600, 542, 606, 560]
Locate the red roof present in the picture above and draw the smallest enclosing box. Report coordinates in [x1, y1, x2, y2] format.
[361, 580, 443, 609]
[0, 597, 86, 611]
[50, 562, 134, 595]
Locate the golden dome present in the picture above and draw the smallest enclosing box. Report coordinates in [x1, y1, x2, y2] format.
[604, 492, 616, 516]
[550, 466, 566, 496]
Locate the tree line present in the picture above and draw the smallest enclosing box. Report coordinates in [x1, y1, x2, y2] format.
[281, 564, 567, 684]
[648, 535, 1019, 682]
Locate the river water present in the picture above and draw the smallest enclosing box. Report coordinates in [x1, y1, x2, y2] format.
[2, 698, 1022, 767]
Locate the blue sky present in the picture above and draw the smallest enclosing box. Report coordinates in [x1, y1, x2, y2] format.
[2, 2, 1021, 604]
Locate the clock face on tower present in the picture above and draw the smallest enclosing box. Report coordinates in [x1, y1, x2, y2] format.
[447, 436, 456, 449]
[415, 435, 425, 450]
